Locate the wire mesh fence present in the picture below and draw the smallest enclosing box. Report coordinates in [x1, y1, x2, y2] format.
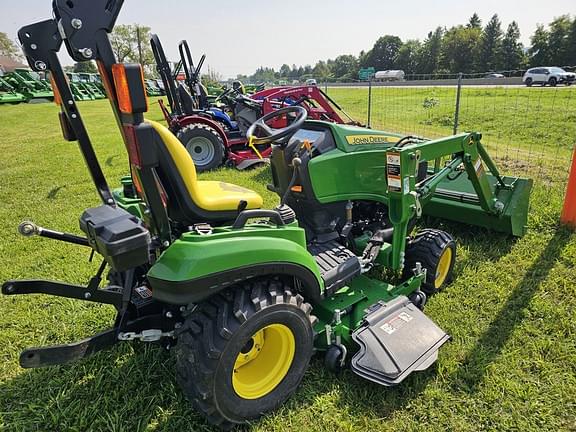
[324, 71, 576, 222]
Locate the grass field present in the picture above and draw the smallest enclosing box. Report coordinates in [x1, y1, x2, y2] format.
[1, 91, 575, 431]
[329, 86, 576, 185]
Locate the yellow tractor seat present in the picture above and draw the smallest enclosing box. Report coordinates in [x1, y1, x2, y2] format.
[146, 120, 263, 223]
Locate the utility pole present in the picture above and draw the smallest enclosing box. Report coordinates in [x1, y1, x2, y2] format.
[136, 25, 143, 65]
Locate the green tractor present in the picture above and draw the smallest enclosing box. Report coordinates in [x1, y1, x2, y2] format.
[76, 72, 107, 99]
[4, 67, 53, 102]
[78, 72, 107, 96]
[5, 0, 532, 428]
[145, 79, 164, 97]
[0, 73, 26, 104]
[66, 72, 97, 101]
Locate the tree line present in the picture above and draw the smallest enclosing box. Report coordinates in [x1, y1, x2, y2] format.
[241, 13, 576, 83]
[2, 13, 575, 83]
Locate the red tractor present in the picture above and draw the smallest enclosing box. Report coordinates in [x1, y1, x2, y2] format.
[152, 35, 360, 171]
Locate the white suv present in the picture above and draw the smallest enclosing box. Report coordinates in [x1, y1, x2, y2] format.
[523, 67, 575, 87]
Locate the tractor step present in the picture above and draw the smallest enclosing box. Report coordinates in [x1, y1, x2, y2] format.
[351, 296, 450, 386]
[308, 240, 361, 296]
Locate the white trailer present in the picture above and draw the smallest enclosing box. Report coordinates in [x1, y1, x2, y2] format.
[374, 70, 405, 81]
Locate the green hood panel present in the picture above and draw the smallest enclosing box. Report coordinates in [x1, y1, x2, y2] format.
[308, 121, 404, 153]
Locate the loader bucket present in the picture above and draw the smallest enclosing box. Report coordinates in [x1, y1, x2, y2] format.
[423, 172, 533, 237]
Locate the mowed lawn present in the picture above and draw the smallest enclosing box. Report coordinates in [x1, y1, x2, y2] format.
[0, 92, 575, 431]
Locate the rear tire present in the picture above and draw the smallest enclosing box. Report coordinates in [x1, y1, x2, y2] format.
[548, 77, 557, 87]
[403, 228, 456, 295]
[177, 123, 225, 172]
[175, 279, 316, 427]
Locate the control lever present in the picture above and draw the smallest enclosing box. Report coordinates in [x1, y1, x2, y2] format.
[281, 157, 302, 205]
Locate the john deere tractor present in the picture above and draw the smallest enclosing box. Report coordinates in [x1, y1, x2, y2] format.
[4, 0, 532, 428]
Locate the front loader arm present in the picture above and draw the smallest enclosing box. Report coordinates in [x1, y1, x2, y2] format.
[386, 132, 515, 270]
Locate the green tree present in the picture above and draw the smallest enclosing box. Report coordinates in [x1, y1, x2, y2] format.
[547, 15, 571, 65]
[109, 24, 155, 76]
[279, 64, 291, 78]
[417, 27, 443, 75]
[501, 21, 525, 71]
[363, 35, 402, 70]
[567, 17, 576, 65]
[528, 24, 550, 66]
[480, 14, 503, 71]
[395, 40, 421, 75]
[73, 61, 97, 73]
[441, 25, 482, 73]
[467, 13, 482, 29]
[250, 66, 276, 83]
[0, 32, 21, 59]
[332, 54, 358, 80]
[313, 60, 332, 81]
[289, 64, 299, 79]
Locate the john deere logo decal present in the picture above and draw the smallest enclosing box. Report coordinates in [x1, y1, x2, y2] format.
[346, 135, 397, 145]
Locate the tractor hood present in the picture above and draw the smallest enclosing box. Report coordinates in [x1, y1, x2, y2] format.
[310, 121, 405, 153]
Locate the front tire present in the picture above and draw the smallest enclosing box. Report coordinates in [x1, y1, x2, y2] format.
[403, 228, 456, 295]
[525, 78, 533, 87]
[177, 123, 225, 172]
[175, 279, 316, 427]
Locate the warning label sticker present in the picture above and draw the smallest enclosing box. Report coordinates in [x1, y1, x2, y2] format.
[387, 153, 400, 165]
[387, 152, 401, 192]
[474, 158, 485, 176]
[380, 312, 414, 335]
[388, 176, 401, 190]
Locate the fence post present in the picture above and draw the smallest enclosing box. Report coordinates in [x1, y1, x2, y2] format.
[561, 147, 576, 228]
[453, 72, 463, 135]
[367, 78, 372, 128]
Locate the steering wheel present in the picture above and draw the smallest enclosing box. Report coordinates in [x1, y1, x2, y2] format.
[246, 106, 308, 145]
[215, 86, 234, 103]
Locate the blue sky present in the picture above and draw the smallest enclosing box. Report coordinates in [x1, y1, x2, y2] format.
[2, 0, 574, 78]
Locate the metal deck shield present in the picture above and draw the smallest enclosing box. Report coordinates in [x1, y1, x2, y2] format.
[351, 296, 450, 386]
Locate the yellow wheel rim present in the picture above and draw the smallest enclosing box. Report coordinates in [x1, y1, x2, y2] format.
[434, 247, 452, 288]
[232, 324, 296, 400]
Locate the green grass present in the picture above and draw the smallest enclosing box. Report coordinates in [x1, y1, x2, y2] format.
[329, 86, 576, 183]
[1, 93, 575, 431]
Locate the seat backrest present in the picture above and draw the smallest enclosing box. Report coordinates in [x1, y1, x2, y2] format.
[145, 120, 238, 223]
[177, 83, 196, 115]
[197, 83, 209, 109]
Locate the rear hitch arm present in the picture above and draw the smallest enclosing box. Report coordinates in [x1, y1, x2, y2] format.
[2, 280, 123, 307]
[18, 314, 167, 368]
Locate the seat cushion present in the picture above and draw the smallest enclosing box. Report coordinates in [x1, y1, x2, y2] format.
[195, 181, 262, 211]
[146, 120, 263, 212]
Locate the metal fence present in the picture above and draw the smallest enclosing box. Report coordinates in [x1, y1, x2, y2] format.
[324, 72, 576, 218]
